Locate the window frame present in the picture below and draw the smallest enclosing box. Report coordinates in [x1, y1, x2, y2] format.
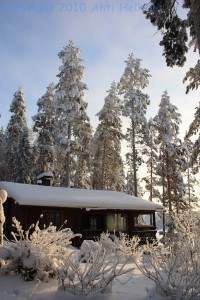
[106, 213, 128, 232]
[42, 210, 63, 229]
[134, 213, 154, 227]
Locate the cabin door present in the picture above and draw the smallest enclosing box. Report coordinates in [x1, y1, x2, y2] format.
[82, 214, 105, 240]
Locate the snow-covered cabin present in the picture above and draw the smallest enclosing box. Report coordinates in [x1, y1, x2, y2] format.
[0, 181, 163, 245]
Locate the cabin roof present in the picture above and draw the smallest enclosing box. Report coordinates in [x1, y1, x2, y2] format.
[37, 172, 54, 179]
[0, 181, 163, 212]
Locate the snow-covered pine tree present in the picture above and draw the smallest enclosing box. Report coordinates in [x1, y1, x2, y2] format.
[118, 54, 151, 196]
[92, 81, 124, 191]
[73, 101, 93, 189]
[125, 168, 135, 196]
[183, 138, 199, 208]
[184, 102, 200, 169]
[5, 86, 28, 181]
[183, 63, 200, 95]
[142, 0, 200, 66]
[153, 90, 186, 212]
[170, 143, 188, 213]
[12, 126, 32, 183]
[32, 83, 56, 176]
[54, 41, 88, 187]
[142, 118, 160, 202]
[125, 167, 144, 197]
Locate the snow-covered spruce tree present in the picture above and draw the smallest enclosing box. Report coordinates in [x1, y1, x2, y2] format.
[5, 86, 28, 181]
[54, 40, 88, 187]
[32, 83, 56, 175]
[12, 126, 33, 183]
[118, 54, 151, 196]
[142, 118, 161, 202]
[73, 101, 93, 189]
[153, 91, 186, 212]
[92, 81, 124, 191]
[0, 127, 7, 180]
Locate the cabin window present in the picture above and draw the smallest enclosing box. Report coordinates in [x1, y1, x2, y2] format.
[134, 214, 154, 226]
[106, 214, 127, 232]
[43, 211, 62, 229]
[90, 217, 97, 230]
[88, 215, 104, 231]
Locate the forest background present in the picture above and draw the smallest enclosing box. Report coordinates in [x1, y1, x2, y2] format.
[0, 0, 199, 213]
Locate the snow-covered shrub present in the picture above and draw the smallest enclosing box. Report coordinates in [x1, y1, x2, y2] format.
[115, 233, 141, 258]
[55, 232, 142, 297]
[56, 242, 134, 297]
[99, 232, 141, 254]
[136, 210, 200, 300]
[2, 217, 80, 281]
[98, 232, 118, 253]
[79, 239, 101, 261]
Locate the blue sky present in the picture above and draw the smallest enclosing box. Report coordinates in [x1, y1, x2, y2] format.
[0, 0, 199, 138]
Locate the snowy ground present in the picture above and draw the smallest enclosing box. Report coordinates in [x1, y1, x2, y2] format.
[0, 264, 169, 300]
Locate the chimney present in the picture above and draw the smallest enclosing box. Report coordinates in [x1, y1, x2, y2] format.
[37, 172, 54, 186]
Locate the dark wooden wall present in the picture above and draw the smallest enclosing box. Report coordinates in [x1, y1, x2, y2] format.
[4, 198, 157, 245]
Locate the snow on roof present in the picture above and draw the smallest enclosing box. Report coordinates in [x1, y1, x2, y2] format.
[37, 172, 54, 179]
[0, 181, 163, 212]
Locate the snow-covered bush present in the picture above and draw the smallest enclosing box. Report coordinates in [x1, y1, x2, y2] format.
[115, 233, 141, 258]
[136, 210, 200, 300]
[99, 231, 141, 257]
[56, 242, 134, 297]
[55, 232, 141, 297]
[1, 217, 80, 281]
[97, 232, 118, 253]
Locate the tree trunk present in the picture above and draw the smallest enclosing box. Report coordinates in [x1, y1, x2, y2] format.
[101, 137, 107, 190]
[174, 188, 179, 214]
[131, 119, 138, 197]
[191, 0, 200, 55]
[66, 123, 72, 187]
[161, 146, 166, 208]
[150, 148, 153, 202]
[166, 154, 172, 212]
[187, 167, 191, 207]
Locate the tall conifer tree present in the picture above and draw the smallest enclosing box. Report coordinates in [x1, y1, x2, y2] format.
[92, 82, 124, 191]
[185, 103, 200, 168]
[73, 101, 93, 189]
[118, 54, 151, 196]
[154, 91, 186, 212]
[143, 118, 160, 202]
[0, 127, 7, 180]
[5, 86, 28, 181]
[32, 83, 56, 175]
[54, 40, 88, 187]
[13, 126, 32, 183]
